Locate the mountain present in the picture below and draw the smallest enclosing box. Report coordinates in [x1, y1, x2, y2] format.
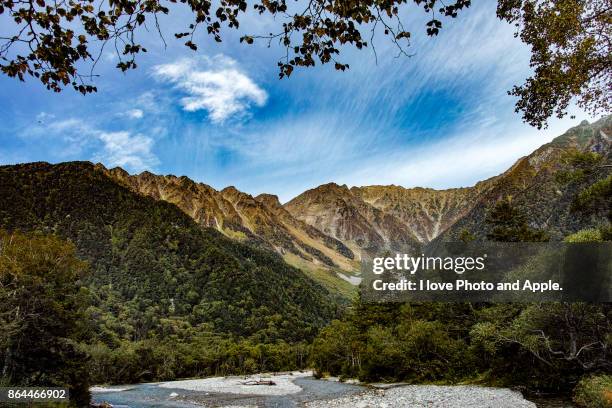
[434, 116, 611, 242]
[103, 166, 358, 288]
[3, 118, 606, 298]
[286, 117, 610, 250]
[96, 116, 612, 280]
[0, 162, 342, 343]
[285, 183, 422, 258]
[100, 116, 611, 277]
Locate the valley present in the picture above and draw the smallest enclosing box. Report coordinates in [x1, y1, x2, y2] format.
[1, 116, 610, 406]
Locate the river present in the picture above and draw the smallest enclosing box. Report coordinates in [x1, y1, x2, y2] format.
[91, 374, 576, 408]
[91, 376, 363, 408]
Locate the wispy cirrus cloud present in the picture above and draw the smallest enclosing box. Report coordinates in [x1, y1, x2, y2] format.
[152, 55, 268, 123]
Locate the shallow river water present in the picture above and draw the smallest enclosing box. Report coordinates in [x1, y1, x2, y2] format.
[91, 377, 364, 408]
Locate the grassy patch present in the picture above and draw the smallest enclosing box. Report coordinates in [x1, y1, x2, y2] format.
[222, 228, 248, 240]
[283, 253, 356, 298]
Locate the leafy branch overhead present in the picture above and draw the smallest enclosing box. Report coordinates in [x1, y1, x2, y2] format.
[497, 0, 611, 128]
[0, 0, 610, 128]
[0, 0, 469, 90]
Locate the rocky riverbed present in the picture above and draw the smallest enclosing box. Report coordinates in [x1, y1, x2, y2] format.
[92, 373, 566, 407]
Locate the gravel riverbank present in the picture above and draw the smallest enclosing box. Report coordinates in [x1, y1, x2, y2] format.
[159, 371, 311, 396]
[305, 385, 537, 408]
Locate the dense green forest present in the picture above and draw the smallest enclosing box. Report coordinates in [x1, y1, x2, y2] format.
[311, 298, 611, 392]
[0, 162, 344, 404]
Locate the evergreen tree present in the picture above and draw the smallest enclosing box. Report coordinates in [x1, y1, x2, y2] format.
[486, 197, 549, 242]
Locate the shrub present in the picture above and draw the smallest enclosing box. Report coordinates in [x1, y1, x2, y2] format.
[564, 229, 603, 243]
[573, 375, 612, 408]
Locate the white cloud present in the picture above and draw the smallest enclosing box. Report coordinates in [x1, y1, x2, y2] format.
[35, 111, 56, 123]
[126, 109, 144, 119]
[94, 131, 158, 169]
[21, 118, 159, 172]
[135, 92, 162, 113]
[152, 55, 268, 123]
[47, 118, 88, 133]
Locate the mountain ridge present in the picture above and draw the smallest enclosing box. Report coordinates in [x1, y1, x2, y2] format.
[97, 164, 360, 293]
[434, 116, 611, 242]
[14, 116, 608, 282]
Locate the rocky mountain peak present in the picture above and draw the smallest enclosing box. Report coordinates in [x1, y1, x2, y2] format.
[285, 183, 421, 254]
[310, 182, 351, 195]
[220, 186, 243, 200]
[256, 194, 282, 209]
[107, 166, 128, 178]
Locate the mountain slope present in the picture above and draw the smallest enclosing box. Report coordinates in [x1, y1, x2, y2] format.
[284, 183, 422, 259]
[254, 193, 358, 272]
[90, 117, 610, 283]
[103, 167, 356, 281]
[0, 162, 342, 342]
[435, 116, 612, 242]
[350, 182, 495, 242]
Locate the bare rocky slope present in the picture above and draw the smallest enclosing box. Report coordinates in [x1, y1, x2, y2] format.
[102, 166, 357, 276]
[284, 182, 422, 259]
[349, 183, 495, 243]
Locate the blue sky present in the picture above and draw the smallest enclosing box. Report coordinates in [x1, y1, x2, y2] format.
[0, 2, 596, 202]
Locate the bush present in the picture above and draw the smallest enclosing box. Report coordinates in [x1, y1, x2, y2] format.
[573, 375, 612, 408]
[564, 228, 603, 243]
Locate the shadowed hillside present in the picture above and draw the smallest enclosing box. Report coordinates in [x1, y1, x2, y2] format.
[0, 161, 343, 343]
